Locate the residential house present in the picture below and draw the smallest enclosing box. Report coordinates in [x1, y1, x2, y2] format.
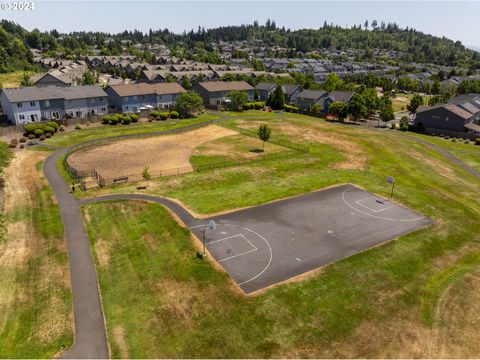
[414, 102, 480, 137]
[0, 85, 108, 124]
[295, 90, 329, 111]
[321, 91, 355, 113]
[104, 83, 186, 113]
[255, 82, 303, 104]
[255, 82, 277, 101]
[192, 81, 254, 106]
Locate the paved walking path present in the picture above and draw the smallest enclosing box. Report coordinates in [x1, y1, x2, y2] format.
[44, 149, 109, 359]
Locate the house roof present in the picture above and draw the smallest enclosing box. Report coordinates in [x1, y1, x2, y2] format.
[281, 84, 302, 96]
[296, 89, 328, 100]
[2, 85, 107, 102]
[107, 83, 186, 97]
[327, 90, 355, 103]
[443, 103, 474, 120]
[196, 81, 254, 92]
[464, 121, 480, 133]
[255, 82, 276, 91]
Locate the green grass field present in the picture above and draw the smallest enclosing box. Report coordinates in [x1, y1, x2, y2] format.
[45, 113, 220, 147]
[79, 111, 480, 357]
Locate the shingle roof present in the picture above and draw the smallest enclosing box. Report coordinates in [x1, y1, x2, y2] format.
[328, 90, 355, 103]
[2, 85, 107, 102]
[464, 121, 480, 133]
[108, 83, 186, 97]
[196, 81, 254, 92]
[255, 82, 276, 91]
[296, 89, 328, 100]
[281, 84, 301, 96]
[443, 103, 474, 120]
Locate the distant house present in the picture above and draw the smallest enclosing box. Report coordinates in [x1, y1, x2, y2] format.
[255, 82, 303, 104]
[414, 102, 480, 137]
[192, 81, 254, 106]
[322, 91, 355, 113]
[104, 83, 186, 113]
[255, 82, 277, 101]
[32, 61, 88, 87]
[0, 85, 108, 124]
[295, 90, 328, 111]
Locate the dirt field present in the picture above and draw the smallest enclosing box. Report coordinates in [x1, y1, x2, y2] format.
[68, 125, 237, 180]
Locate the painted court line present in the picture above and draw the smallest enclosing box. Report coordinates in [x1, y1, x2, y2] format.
[355, 198, 393, 213]
[209, 233, 259, 263]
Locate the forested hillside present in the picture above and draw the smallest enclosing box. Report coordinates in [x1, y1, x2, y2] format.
[0, 19, 479, 71]
[0, 21, 34, 72]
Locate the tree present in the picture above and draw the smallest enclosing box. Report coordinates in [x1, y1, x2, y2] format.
[362, 88, 380, 118]
[268, 85, 285, 110]
[328, 101, 347, 121]
[347, 93, 367, 121]
[226, 90, 248, 111]
[399, 116, 409, 131]
[20, 72, 32, 87]
[257, 124, 271, 152]
[82, 70, 96, 85]
[407, 94, 424, 113]
[379, 100, 395, 125]
[142, 166, 151, 187]
[324, 73, 344, 92]
[174, 91, 204, 118]
[181, 75, 191, 89]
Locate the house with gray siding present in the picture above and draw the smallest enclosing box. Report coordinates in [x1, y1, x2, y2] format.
[192, 81, 254, 106]
[105, 83, 186, 113]
[255, 83, 303, 104]
[295, 90, 328, 111]
[0, 85, 108, 124]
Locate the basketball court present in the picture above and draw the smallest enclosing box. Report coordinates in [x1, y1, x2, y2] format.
[191, 184, 431, 294]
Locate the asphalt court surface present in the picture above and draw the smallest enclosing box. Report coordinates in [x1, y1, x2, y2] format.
[191, 184, 431, 293]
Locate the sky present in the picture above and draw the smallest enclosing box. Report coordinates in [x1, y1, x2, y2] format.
[2, 0, 480, 48]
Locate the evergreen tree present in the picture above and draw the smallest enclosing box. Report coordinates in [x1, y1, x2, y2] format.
[268, 85, 285, 110]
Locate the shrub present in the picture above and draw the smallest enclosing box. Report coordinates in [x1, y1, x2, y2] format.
[39, 134, 46, 141]
[122, 115, 131, 125]
[464, 139, 470, 144]
[102, 115, 111, 124]
[36, 123, 46, 131]
[149, 110, 160, 120]
[254, 101, 265, 110]
[46, 121, 59, 131]
[45, 132, 52, 138]
[34, 129, 44, 137]
[130, 114, 139, 122]
[475, 138, 480, 145]
[284, 104, 299, 113]
[169, 110, 179, 119]
[19, 144, 24, 149]
[28, 134, 35, 139]
[452, 138, 457, 142]
[59, 126, 65, 132]
[109, 117, 118, 125]
[159, 112, 169, 120]
[9, 138, 17, 148]
[19, 137, 27, 143]
[24, 124, 37, 134]
[44, 125, 55, 134]
[75, 124, 81, 130]
[243, 102, 252, 110]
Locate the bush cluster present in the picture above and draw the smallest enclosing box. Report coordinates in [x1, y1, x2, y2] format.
[149, 110, 179, 121]
[284, 104, 299, 113]
[103, 113, 139, 125]
[23, 121, 60, 138]
[475, 138, 480, 145]
[242, 101, 265, 110]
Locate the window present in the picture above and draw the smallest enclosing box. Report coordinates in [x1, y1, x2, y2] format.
[101, 107, 106, 112]
[18, 114, 25, 120]
[89, 98, 94, 103]
[44, 100, 50, 107]
[68, 100, 73, 105]
[99, 97, 104, 101]
[30, 101, 36, 107]
[17, 102, 23, 108]
[69, 111, 73, 117]
[142, 95, 147, 101]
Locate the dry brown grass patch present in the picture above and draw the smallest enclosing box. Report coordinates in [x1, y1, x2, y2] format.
[113, 326, 129, 358]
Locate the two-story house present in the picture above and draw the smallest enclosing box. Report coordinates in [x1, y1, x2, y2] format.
[104, 83, 186, 113]
[192, 81, 254, 106]
[0, 85, 108, 124]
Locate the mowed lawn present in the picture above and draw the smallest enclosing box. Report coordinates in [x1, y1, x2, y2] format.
[45, 113, 220, 147]
[408, 133, 480, 171]
[81, 111, 480, 358]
